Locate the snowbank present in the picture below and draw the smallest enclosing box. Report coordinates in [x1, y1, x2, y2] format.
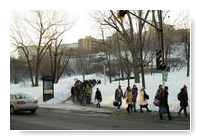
[10, 69, 190, 113]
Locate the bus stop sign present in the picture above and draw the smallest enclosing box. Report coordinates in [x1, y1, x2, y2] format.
[42, 76, 54, 102]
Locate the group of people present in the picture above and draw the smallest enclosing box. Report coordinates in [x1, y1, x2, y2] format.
[71, 79, 189, 120]
[115, 85, 151, 113]
[71, 79, 102, 106]
[154, 84, 188, 120]
[114, 84, 189, 120]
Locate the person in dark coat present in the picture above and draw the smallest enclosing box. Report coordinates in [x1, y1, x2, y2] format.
[71, 86, 76, 99]
[131, 85, 138, 112]
[159, 86, 172, 120]
[155, 85, 163, 99]
[115, 85, 124, 109]
[80, 86, 86, 106]
[178, 85, 188, 116]
[95, 88, 102, 108]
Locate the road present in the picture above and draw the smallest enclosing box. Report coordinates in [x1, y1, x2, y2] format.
[10, 107, 190, 130]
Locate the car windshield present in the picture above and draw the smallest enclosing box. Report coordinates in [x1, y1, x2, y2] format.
[10, 94, 16, 100]
[15, 94, 33, 99]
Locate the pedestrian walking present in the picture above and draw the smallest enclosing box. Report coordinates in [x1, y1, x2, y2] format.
[178, 85, 188, 116]
[139, 87, 151, 113]
[115, 85, 124, 109]
[155, 85, 164, 99]
[124, 86, 133, 113]
[95, 88, 102, 108]
[131, 85, 138, 112]
[159, 86, 172, 120]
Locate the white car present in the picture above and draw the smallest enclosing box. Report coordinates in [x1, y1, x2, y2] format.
[10, 93, 39, 114]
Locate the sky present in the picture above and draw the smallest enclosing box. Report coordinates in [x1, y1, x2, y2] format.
[63, 10, 99, 43]
[10, 10, 190, 45]
[10, 10, 100, 44]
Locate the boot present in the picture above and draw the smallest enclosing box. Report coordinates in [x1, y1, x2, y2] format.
[126, 105, 131, 113]
[140, 108, 143, 113]
[126, 108, 131, 113]
[184, 108, 188, 116]
[146, 106, 152, 113]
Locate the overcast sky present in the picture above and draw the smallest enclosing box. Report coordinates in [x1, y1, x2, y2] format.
[56, 10, 190, 44]
[10, 10, 190, 45]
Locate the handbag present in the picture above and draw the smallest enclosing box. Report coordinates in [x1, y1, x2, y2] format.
[113, 101, 119, 106]
[159, 107, 167, 114]
[153, 98, 160, 106]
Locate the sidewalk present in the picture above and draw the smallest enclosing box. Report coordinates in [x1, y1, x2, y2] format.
[40, 100, 190, 124]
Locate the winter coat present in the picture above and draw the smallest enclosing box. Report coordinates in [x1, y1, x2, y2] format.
[86, 88, 92, 96]
[132, 87, 138, 103]
[178, 89, 188, 107]
[140, 89, 148, 106]
[115, 88, 123, 101]
[155, 88, 163, 99]
[95, 90, 102, 101]
[80, 89, 86, 99]
[124, 90, 133, 104]
[159, 90, 169, 107]
[71, 87, 75, 95]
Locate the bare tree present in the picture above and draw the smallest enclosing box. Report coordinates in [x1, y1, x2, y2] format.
[11, 24, 35, 86]
[100, 27, 113, 83]
[93, 10, 140, 85]
[49, 39, 72, 83]
[180, 11, 190, 77]
[137, 10, 150, 88]
[11, 10, 73, 86]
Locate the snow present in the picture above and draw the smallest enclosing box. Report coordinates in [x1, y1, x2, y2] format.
[10, 69, 190, 113]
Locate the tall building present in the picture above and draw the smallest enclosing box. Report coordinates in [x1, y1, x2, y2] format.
[78, 36, 102, 53]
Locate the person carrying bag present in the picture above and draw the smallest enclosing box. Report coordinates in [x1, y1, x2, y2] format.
[158, 86, 172, 120]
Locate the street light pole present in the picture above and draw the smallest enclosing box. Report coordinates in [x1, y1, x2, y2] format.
[118, 10, 166, 86]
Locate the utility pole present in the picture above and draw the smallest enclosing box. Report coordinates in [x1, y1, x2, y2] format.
[117, 10, 166, 87]
[157, 10, 166, 87]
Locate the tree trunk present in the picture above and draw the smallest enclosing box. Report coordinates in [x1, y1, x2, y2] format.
[138, 19, 145, 87]
[131, 47, 140, 83]
[49, 47, 54, 76]
[20, 46, 35, 86]
[34, 62, 40, 86]
[127, 72, 130, 87]
[139, 33, 145, 87]
[186, 42, 190, 77]
[107, 54, 112, 83]
[116, 33, 124, 80]
[27, 58, 35, 86]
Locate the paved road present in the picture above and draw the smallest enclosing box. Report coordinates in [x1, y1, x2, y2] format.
[10, 107, 190, 130]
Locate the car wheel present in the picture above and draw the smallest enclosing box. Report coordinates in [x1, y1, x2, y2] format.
[10, 106, 15, 115]
[30, 109, 36, 114]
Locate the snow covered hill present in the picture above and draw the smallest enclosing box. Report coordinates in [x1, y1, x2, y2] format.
[10, 69, 190, 113]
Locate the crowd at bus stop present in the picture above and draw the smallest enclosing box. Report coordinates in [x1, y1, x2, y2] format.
[71, 79, 189, 120]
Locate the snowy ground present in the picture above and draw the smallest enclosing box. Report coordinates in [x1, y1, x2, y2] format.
[10, 69, 190, 113]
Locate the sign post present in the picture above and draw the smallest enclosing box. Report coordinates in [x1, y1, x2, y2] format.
[42, 76, 54, 102]
[162, 71, 168, 87]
